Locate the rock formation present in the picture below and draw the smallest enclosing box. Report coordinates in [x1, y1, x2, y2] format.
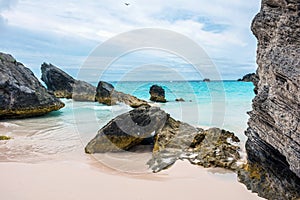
[149, 126, 240, 172]
[247, 0, 300, 179]
[41, 63, 96, 101]
[203, 78, 211, 82]
[85, 105, 167, 153]
[238, 138, 300, 199]
[237, 73, 259, 86]
[85, 105, 241, 172]
[175, 98, 185, 102]
[0, 53, 64, 119]
[149, 85, 166, 103]
[95, 81, 149, 108]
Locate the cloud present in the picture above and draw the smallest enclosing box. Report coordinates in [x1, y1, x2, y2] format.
[0, 0, 261, 80]
[0, 0, 18, 28]
[0, 0, 18, 11]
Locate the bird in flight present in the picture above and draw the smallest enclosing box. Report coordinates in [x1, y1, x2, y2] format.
[124, 2, 130, 6]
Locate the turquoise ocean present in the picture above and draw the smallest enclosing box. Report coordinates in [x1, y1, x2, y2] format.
[0, 79, 255, 164]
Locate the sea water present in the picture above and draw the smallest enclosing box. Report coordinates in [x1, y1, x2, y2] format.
[0, 81, 255, 165]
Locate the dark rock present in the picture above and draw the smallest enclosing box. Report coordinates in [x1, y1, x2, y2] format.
[41, 63, 96, 101]
[85, 104, 241, 173]
[238, 135, 300, 199]
[149, 85, 166, 103]
[0, 53, 64, 119]
[85, 105, 168, 153]
[95, 81, 115, 105]
[247, 0, 300, 178]
[175, 98, 185, 102]
[95, 81, 149, 108]
[237, 73, 259, 86]
[203, 78, 210, 82]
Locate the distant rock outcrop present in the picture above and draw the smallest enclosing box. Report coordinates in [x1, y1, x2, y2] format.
[41, 63, 96, 101]
[237, 73, 259, 85]
[246, 0, 300, 180]
[95, 81, 149, 108]
[149, 85, 166, 103]
[0, 53, 64, 119]
[203, 78, 210, 82]
[85, 105, 241, 172]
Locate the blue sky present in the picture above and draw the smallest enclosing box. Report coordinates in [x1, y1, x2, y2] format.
[0, 0, 261, 81]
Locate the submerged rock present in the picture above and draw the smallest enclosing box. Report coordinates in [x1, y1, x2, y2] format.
[85, 106, 168, 153]
[85, 105, 241, 172]
[95, 81, 149, 108]
[247, 0, 300, 178]
[0, 53, 64, 119]
[149, 85, 166, 103]
[41, 63, 96, 101]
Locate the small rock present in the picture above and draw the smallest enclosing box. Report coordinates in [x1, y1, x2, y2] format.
[203, 78, 210, 82]
[149, 85, 166, 103]
[175, 98, 185, 102]
[95, 81, 149, 108]
[0, 135, 11, 140]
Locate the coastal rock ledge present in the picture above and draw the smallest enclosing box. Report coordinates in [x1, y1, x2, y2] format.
[0, 52, 64, 119]
[247, 0, 300, 178]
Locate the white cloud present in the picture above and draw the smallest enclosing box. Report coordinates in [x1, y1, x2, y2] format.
[0, 0, 261, 79]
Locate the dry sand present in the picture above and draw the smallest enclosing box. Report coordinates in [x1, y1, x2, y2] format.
[0, 156, 263, 200]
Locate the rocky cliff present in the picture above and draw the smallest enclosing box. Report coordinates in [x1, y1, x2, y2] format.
[0, 53, 64, 119]
[247, 0, 300, 178]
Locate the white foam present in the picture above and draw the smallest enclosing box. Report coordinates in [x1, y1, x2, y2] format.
[0, 122, 19, 128]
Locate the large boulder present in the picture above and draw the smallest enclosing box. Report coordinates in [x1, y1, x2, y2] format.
[85, 105, 241, 172]
[0, 53, 64, 119]
[149, 85, 166, 103]
[247, 0, 300, 178]
[41, 63, 96, 101]
[95, 81, 149, 108]
[85, 105, 168, 153]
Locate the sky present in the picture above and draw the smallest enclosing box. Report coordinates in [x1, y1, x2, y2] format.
[0, 0, 261, 81]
